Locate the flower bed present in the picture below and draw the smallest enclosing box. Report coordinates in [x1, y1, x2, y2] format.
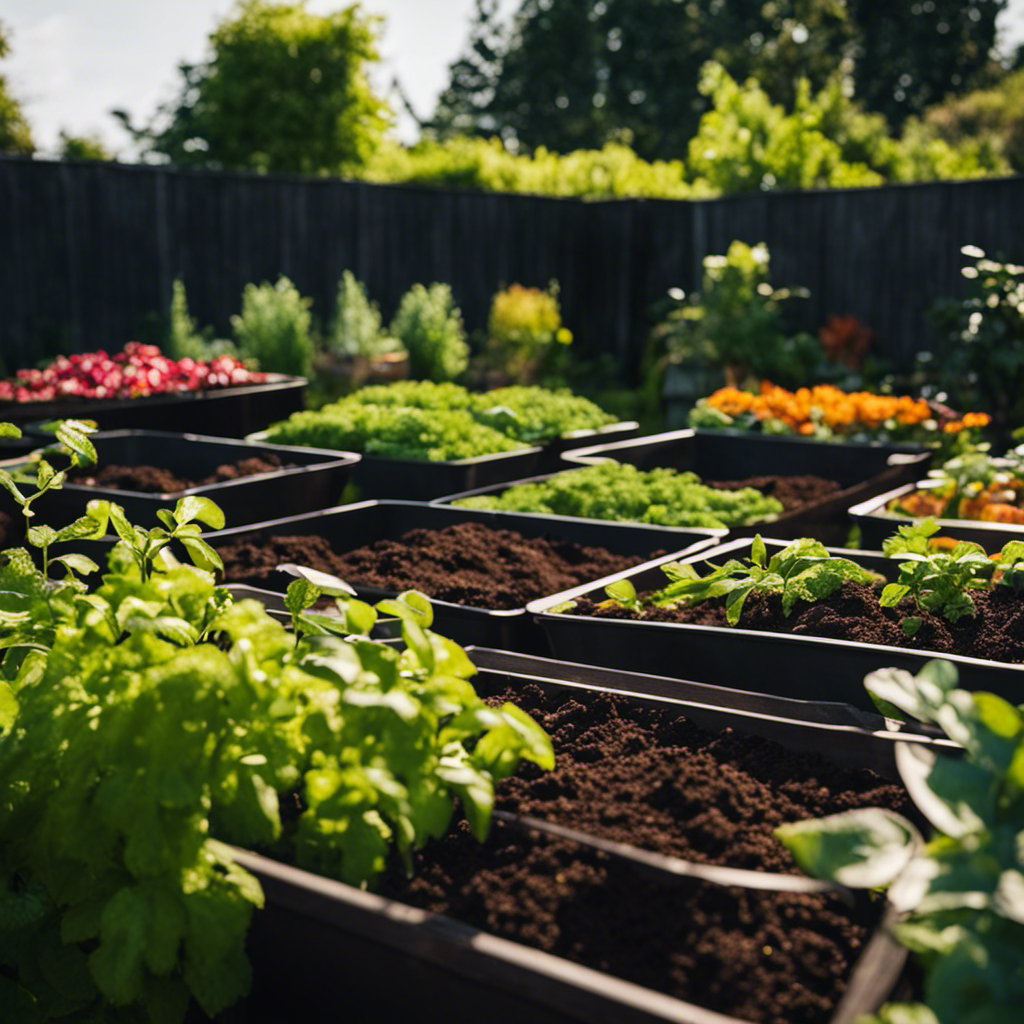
[690, 381, 989, 451]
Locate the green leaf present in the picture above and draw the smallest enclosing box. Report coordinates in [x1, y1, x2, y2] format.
[776, 807, 920, 888]
[123, 615, 200, 646]
[881, 582, 911, 607]
[895, 742, 992, 838]
[376, 590, 434, 629]
[0, 422, 22, 439]
[54, 513, 110, 543]
[89, 888, 147, 1004]
[173, 495, 226, 531]
[51, 553, 100, 578]
[605, 579, 638, 607]
[339, 598, 377, 636]
[285, 578, 321, 616]
[26, 525, 58, 549]
[750, 534, 767, 568]
[55, 420, 98, 467]
[902, 616, 923, 638]
[178, 536, 224, 573]
[864, 661, 960, 724]
[0, 681, 18, 732]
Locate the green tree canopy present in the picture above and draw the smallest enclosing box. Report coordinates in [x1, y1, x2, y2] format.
[0, 18, 34, 156]
[428, 0, 1005, 160]
[58, 130, 113, 162]
[118, 0, 391, 174]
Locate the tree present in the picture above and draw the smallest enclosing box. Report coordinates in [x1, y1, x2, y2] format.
[428, 0, 1004, 160]
[849, 0, 1004, 127]
[0, 18, 34, 156]
[117, 0, 391, 174]
[58, 130, 113, 162]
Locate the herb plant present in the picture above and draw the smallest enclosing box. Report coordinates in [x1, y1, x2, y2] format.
[328, 270, 406, 361]
[879, 518, 1000, 628]
[389, 283, 469, 382]
[231, 275, 315, 379]
[0, 435, 554, 1021]
[605, 535, 880, 624]
[453, 461, 784, 529]
[778, 660, 1024, 1024]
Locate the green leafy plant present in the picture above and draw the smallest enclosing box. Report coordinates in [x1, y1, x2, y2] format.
[778, 659, 1024, 1024]
[262, 380, 617, 460]
[654, 240, 823, 390]
[604, 535, 879, 624]
[264, 403, 526, 461]
[478, 282, 572, 385]
[879, 518, 999, 629]
[328, 270, 405, 361]
[167, 278, 238, 362]
[232, 275, 315, 378]
[389, 283, 469, 382]
[0, 487, 553, 1021]
[453, 461, 783, 530]
[932, 244, 1024, 436]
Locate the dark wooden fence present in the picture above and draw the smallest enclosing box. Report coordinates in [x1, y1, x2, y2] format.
[3, 155, 1023, 378]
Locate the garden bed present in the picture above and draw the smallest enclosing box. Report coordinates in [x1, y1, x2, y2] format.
[527, 537, 1024, 709]
[13, 430, 358, 530]
[850, 482, 1024, 550]
[207, 501, 720, 650]
[563, 429, 932, 543]
[237, 652, 936, 1024]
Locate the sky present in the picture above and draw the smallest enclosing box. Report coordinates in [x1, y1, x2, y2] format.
[3, 0, 1024, 157]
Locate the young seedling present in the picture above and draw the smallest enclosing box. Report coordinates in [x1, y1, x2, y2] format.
[607, 535, 880, 625]
[879, 518, 996, 631]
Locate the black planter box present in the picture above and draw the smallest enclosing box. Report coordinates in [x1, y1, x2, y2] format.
[13, 430, 359, 531]
[350, 446, 546, 501]
[561, 429, 933, 544]
[850, 482, 1024, 551]
[537, 419, 640, 472]
[204, 501, 721, 653]
[527, 537, 1024, 711]
[6, 374, 306, 438]
[233, 649, 940, 1024]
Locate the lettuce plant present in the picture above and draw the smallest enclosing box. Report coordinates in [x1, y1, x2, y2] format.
[778, 660, 1024, 1024]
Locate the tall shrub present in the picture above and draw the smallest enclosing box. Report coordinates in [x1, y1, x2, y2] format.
[231, 276, 314, 378]
[389, 283, 469, 382]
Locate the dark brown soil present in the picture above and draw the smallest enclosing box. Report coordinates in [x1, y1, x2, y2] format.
[708, 475, 842, 512]
[381, 683, 912, 1024]
[216, 522, 646, 610]
[576, 579, 1024, 664]
[70, 455, 284, 494]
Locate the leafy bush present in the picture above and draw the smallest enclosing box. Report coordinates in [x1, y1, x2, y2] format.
[656, 240, 822, 389]
[328, 270, 405, 361]
[389, 283, 469, 382]
[479, 282, 573, 384]
[932, 245, 1024, 436]
[167, 278, 238, 363]
[232, 275, 314, 378]
[264, 381, 618, 460]
[470, 386, 616, 443]
[453, 461, 783, 529]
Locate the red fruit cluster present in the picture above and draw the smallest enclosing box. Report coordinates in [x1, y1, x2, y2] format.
[0, 343, 266, 403]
